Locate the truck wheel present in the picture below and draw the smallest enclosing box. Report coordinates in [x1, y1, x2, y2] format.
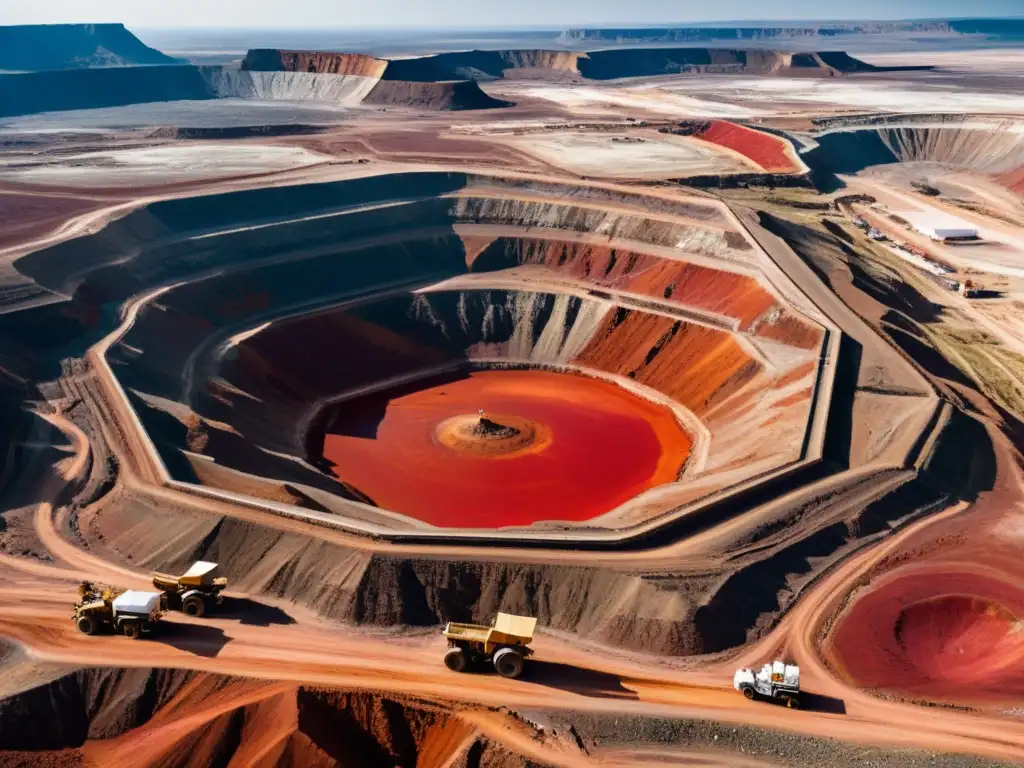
[76, 615, 96, 636]
[785, 696, 800, 709]
[122, 622, 141, 640]
[444, 647, 467, 673]
[182, 596, 205, 618]
[493, 648, 524, 679]
[741, 686, 756, 700]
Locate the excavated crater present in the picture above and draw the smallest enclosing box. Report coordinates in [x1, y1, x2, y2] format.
[14, 171, 831, 541]
[800, 117, 1024, 192]
[895, 595, 1022, 683]
[828, 570, 1024, 702]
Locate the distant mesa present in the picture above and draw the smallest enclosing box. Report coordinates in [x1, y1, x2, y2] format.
[0, 23, 179, 71]
[260, 46, 882, 83]
[557, 19, 1024, 44]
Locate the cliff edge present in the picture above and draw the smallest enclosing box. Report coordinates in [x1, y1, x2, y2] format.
[0, 23, 178, 71]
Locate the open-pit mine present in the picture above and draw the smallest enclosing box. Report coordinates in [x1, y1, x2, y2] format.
[2, 18, 1024, 768]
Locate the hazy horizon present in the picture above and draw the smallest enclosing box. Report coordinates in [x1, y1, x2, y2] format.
[2, 1, 1022, 29]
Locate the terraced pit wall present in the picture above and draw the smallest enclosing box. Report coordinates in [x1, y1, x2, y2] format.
[801, 122, 1024, 189]
[12, 171, 830, 542]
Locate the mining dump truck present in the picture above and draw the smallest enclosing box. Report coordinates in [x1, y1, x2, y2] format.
[152, 561, 227, 617]
[73, 582, 163, 639]
[733, 660, 800, 708]
[442, 612, 537, 679]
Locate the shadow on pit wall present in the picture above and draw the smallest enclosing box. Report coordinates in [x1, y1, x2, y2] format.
[523, 660, 639, 700]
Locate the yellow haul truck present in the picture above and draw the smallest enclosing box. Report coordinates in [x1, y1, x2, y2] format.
[73, 582, 163, 639]
[152, 561, 227, 617]
[442, 612, 537, 679]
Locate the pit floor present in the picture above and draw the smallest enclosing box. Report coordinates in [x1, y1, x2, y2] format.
[320, 369, 693, 528]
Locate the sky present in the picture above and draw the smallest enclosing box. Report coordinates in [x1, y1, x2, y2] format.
[2, 0, 1020, 28]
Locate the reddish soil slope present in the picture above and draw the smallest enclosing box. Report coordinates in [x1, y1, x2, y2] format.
[997, 166, 1024, 195]
[574, 310, 758, 415]
[480, 237, 777, 328]
[829, 569, 1024, 702]
[696, 121, 800, 173]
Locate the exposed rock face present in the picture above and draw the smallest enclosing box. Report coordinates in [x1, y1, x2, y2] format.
[0, 667, 536, 767]
[0, 23, 177, 71]
[381, 50, 582, 81]
[243, 49, 389, 78]
[803, 122, 1024, 186]
[203, 68, 382, 106]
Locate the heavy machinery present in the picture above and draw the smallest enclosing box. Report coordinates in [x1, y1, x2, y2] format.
[733, 660, 801, 708]
[442, 612, 537, 679]
[152, 561, 227, 617]
[73, 582, 163, 639]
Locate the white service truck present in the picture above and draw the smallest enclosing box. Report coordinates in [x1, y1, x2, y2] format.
[733, 660, 800, 708]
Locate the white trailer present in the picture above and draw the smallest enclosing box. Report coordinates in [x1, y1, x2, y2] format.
[734, 660, 800, 708]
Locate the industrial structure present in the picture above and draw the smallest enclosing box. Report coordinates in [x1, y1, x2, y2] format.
[900, 211, 979, 242]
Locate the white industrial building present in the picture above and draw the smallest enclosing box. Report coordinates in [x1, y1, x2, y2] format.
[899, 211, 978, 242]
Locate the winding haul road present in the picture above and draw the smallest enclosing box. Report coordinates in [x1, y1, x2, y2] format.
[2, 391, 1023, 766]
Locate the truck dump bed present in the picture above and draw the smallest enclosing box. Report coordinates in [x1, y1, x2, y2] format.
[443, 622, 493, 642]
[443, 613, 537, 645]
[153, 561, 226, 590]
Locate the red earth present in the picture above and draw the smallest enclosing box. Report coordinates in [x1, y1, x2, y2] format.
[828, 568, 1024, 702]
[695, 121, 800, 173]
[321, 369, 692, 528]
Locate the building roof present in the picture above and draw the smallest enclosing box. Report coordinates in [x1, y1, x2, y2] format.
[898, 210, 978, 236]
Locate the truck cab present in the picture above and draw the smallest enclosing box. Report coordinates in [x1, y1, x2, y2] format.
[733, 660, 800, 708]
[74, 587, 163, 639]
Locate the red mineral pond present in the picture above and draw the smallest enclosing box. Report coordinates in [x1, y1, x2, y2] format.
[829, 568, 1024, 702]
[696, 120, 799, 173]
[320, 369, 692, 528]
